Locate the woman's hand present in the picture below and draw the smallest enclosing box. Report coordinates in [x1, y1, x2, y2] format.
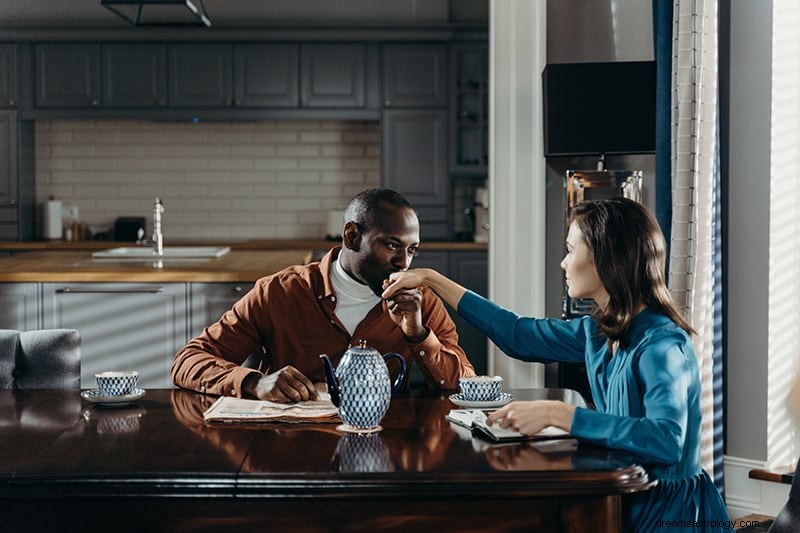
[486, 400, 576, 436]
[382, 268, 467, 311]
[381, 269, 430, 299]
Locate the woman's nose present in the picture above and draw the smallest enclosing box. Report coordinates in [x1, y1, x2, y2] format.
[559, 257, 568, 270]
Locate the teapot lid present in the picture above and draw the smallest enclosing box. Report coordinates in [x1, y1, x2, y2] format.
[357, 339, 368, 349]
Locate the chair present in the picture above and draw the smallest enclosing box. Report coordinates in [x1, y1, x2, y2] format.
[736, 459, 800, 533]
[768, 459, 800, 533]
[0, 329, 81, 389]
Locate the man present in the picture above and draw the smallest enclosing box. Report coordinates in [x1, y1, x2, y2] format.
[171, 188, 475, 402]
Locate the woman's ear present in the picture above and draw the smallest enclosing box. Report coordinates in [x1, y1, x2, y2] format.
[342, 221, 362, 251]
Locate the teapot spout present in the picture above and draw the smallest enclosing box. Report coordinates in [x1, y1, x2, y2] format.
[319, 354, 340, 407]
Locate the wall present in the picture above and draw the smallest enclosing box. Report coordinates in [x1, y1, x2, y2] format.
[34, 119, 380, 240]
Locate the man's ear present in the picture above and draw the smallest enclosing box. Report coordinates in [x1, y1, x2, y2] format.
[342, 221, 362, 251]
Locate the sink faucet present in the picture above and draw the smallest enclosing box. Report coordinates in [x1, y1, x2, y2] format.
[152, 197, 164, 256]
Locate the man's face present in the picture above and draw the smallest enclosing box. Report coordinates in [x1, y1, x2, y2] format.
[351, 206, 420, 296]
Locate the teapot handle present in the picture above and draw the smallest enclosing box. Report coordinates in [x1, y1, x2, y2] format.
[382, 353, 407, 395]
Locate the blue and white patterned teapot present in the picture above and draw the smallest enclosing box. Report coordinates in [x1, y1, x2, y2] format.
[320, 339, 407, 433]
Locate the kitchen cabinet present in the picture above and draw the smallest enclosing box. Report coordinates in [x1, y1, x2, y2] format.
[0, 111, 16, 209]
[35, 43, 101, 107]
[0, 43, 17, 108]
[189, 282, 253, 336]
[234, 44, 299, 107]
[408, 250, 488, 384]
[0, 283, 40, 331]
[382, 44, 447, 108]
[449, 43, 488, 174]
[103, 43, 167, 107]
[300, 44, 365, 108]
[382, 109, 448, 239]
[41, 283, 189, 389]
[0, 112, 32, 241]
[448, 250, 488, 375]
[190, 282, 261, 368]
[169, 43, 233, 107]
[381, 44, 448, 239]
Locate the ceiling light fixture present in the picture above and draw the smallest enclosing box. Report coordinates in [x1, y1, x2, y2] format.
[100, 0, 212, 28]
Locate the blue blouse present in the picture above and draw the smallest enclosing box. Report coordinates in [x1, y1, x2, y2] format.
[458, 290, 734, 533]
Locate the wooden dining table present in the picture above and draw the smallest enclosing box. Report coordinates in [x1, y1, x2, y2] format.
[0, 388, 654, 532]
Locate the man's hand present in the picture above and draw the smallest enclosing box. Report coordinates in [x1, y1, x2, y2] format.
[383, 286, 428, 342]
[246, 365, 318, 403]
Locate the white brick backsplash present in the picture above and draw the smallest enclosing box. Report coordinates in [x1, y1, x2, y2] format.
[35, 120, 381, 240]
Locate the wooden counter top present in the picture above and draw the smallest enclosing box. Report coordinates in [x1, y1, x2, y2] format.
[0, 239, 488, 252]
[0, 250, 313, 283]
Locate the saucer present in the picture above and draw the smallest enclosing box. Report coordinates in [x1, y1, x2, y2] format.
[449, 392, 514, 409]
[81, 388, 146, 407]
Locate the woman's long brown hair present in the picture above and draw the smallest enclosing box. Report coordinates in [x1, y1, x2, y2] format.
[570, 197, 695, 346]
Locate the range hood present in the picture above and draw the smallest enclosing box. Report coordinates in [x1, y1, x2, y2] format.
[101, 0, 212, 28]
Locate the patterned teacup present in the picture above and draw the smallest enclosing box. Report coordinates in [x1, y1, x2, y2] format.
[95, 370, 139, 397]
[458, 375, 504, 402]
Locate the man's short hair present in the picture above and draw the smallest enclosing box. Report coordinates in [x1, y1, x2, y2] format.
[343, 188, 415, 232]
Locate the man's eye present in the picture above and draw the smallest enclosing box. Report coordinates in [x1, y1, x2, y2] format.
[386, 243, 398, 250]
[408, 248, 418, 255]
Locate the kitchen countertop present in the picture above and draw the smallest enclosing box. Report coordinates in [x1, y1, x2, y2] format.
[0, 239, 488, 252]
[0, 250, 314, 283]
[0, 237, 488, 282]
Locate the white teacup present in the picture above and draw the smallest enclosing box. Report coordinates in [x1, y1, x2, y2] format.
[96, 370, 139, 397]
[458, 375, 504, 402]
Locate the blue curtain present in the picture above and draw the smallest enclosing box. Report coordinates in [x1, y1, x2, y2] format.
[652, 0, 726, 495]
[653, 0, 673, 252]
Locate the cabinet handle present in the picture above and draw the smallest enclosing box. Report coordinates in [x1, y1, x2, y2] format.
[56, 287, 164, 294]
[7, 100, 14, 106]
[91, 100, 100, 106]
[232, 286, 244, 293]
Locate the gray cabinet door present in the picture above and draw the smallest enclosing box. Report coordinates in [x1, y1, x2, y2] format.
[0, 112, 15, 208]
[189, 282, 253, 336]
[35, 43, 101, 107]
[169, 44, 233, 107]
[382, 108, 448, 206]
[189, 282, 260, 368]
[42, 283, 189, 389]
[450, 43, 489, 173]
[234, 44, 298, 107]
[103, 43, 167, 107]
[382, 44, 447, 108]
[0, 283, 40, 331]
[0, 44, 17, 108]
[301, 44, 365, 107]
[449, 251, 488, 375]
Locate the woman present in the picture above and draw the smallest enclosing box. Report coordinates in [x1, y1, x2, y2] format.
[382, 197, 733, 532]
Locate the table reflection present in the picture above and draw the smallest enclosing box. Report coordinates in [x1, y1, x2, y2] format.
[81, 405, 146, 437]
[331, 433, 395, 473]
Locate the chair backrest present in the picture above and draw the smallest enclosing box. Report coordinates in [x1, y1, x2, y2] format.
[769, 459, 800, 533]
[0, 329, 81, 389]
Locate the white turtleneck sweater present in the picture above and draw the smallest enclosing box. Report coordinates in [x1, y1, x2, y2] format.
[329, 256, 382, 336]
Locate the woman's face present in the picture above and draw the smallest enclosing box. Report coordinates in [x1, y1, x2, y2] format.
[560, 222, 609, 308]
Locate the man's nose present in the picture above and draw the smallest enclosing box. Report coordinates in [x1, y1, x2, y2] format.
[393, 251, 412, 270]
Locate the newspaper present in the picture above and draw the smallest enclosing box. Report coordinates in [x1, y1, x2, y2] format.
[203, 392, 340, 424]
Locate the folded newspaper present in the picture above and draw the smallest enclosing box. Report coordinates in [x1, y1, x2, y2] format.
[446, 409, 570, 443]
[203, 392, 340, 424]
